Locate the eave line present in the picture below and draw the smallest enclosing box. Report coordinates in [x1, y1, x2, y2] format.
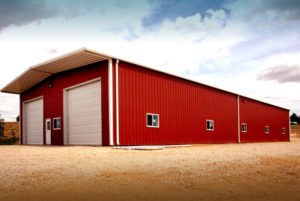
[29, 68, 53, 74]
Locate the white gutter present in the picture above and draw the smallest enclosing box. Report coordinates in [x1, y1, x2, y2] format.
[116, 60, 120, 145]
[108, 59, 114, 145]
[237, 95, 240, 143]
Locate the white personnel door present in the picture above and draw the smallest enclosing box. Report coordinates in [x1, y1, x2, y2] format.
[45, 118, 51, 145]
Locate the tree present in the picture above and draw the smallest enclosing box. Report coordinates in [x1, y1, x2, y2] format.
[16, 115, 20, 122]
[290, 113, 300, 124]
[0, 114, 4, 122]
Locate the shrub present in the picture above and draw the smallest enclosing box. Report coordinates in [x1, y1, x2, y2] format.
[0, 137, 19, 145]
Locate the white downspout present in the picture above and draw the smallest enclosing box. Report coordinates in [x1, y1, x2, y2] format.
[108, 59, 114, 145]
[19, 95, 22, 145]
[116, 59, 120, 145]
[237, 95, 240, 143]
[289, 112, 291, 142]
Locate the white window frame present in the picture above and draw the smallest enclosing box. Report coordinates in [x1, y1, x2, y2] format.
[265, 126, 269, 134]
[146, 113, 159, 128]
[206, 120, 214, 131]
[53, 117, 61, 130]
[242, 123, 247, 133]
[282, 127, 286, 135]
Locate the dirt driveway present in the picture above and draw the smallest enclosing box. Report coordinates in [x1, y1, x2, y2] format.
[0, 138, 300, 201]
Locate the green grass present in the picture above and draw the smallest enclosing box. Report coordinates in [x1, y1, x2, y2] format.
[0, 137, 19, 145]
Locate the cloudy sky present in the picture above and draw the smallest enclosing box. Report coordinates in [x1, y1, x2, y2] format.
[0, 0, 300, 121]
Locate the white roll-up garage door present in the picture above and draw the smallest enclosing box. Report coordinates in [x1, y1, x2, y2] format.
[67, 80, 102, 145]
[24, 98, 43, 145]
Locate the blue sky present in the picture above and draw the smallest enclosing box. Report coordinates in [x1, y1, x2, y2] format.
[0, 0, 300, 120]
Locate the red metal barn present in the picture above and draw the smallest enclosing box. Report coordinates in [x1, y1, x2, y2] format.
[1, 48, 290, 146]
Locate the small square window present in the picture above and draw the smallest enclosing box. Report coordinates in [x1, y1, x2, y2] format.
[206, 120, 214, 131]
[146, 113, 159, 128]
[53, 117, 61, 130]
[282, 127, 286, 134]
[265, 126, 269, 134]
[242, 123, 247, 133]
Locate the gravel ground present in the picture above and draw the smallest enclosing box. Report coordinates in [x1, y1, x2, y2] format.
[0, 138, 300, 201]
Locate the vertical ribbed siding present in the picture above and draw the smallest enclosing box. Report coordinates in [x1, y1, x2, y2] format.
[118, 61, 238, 145]
[20, 61, 109, 145]
[239, 97, 290, 143]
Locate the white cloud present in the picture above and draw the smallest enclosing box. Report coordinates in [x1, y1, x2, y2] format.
[0, 93, 19, 121]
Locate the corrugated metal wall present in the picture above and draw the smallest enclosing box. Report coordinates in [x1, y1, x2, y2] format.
[239, 97, 290, 142]
[118, 61, 290, 145]
[118, 61, 239, 145]
[20, 61, 109, 145]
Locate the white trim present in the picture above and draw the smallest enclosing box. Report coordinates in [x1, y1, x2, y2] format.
[63, 77, 102, 145]
[23, 95, 44, 104]
[53, 117, 61, 130]
[265, 126, 269, 134]
[241, 123, 247, 133]
[22, 96, 44, 145]
[116, 59, 120, 145]
[87, 48, 288, 110]
[108, 59, 114, 145]
[206, 119, 214, 131]
[237, 96, 240, 143]
[64, 77, 102, 91]
[146, 113, 160, 128]
[63, 89, 68, 145]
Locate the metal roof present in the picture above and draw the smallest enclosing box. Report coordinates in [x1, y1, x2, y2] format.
[1, 48, 110, 94]
[0, 47, 289, 111]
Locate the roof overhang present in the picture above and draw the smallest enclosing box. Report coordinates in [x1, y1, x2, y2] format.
[1, 48, 112, 94]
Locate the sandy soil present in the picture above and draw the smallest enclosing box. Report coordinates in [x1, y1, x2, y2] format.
[0, 138, 300, 201]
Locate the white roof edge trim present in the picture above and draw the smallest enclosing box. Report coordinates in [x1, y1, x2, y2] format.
[101, 53, 289, 111]
[29, 47, 111, 70]
[0, 47, 289, 111]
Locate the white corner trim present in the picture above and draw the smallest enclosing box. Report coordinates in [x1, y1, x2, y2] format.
[116, 59, 120, 145]
[237, 95, 240, 143]
[108, 59, 114, 145]
[19, 95, 21, 145]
